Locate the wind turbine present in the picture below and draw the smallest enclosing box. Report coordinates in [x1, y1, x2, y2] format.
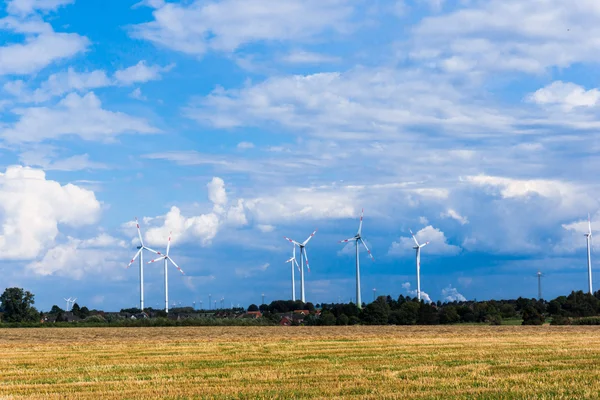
[127, 217, 159, 311]
[339, 209, 374, 309]
[63, 297, 71, 311]
[284, 229, 317, 303]
[535, 270, 544, 300]
[147, 232, 184, 313]
[586, 214, 593, 294]
[285, 246, 300, 301]
[409, 229, 430, 301]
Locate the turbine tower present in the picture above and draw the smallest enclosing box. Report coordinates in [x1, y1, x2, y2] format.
[586, 214, 593, 294]
[373, 288, 377, 302]
[147, 232, 184, 313]
[285, 245, 300, 301]
[127, 217, 159, 311]
[409, 229, 430, 301]
[339, 209, 374, 309]
[284, 229, 317, 303]
[535, 270, 544, 300]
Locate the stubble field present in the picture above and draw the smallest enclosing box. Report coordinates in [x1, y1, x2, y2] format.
[1, 326, 599, 399]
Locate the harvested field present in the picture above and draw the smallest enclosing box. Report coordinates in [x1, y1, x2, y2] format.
[1, 326, 599, 399]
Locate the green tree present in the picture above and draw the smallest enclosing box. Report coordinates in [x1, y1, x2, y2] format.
[522, 306, 545, 325]
[362, 297, 390, 325]
[247, 304, 259, 312]
[336, 313, 349, 325]
[0, 288, 40, 323]
[319, 311, 336, 326]
[71, 303, 81, 315]
[50, 305, 64, 314]
[439, 306, 460, 324]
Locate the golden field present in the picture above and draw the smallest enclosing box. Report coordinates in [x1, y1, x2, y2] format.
[1, 326, 599, 399]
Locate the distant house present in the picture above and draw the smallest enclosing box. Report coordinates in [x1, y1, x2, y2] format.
[279, 316, 292, 326]
[244, 311, 262, 319]
[294, 310, 310, 316]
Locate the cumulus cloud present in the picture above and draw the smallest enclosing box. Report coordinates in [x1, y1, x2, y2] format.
[527, 81, 600, 111]
[4, 61, 171, 103]
[440, 209, 468, 225]
[0, 11, 88, 77]
[113, 60, 174, 85]
[389, 225, 461, 256]
[139, 177, 248, 248]
[401, 282, 431, 303]
[26, 233, 128, 279]
[1, 92, 159, 143]
[130, 0, 354, 56]
[441, 285, 466, 302]
[0, 166, 101, 260]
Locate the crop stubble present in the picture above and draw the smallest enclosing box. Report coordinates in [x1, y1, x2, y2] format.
[0, 326, 599, 399]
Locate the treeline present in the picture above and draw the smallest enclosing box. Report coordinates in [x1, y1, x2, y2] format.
[2, 286, 600, 327]
[253, 291, 600, 326]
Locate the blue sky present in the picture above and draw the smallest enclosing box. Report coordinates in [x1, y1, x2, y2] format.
[1, 0, 599, 311]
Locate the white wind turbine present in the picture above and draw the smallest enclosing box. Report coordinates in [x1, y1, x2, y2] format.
[127, 217, 159, 311]
[147, 232, 184, 313]
[63, 297, 75, 312]
[585, 214, 593, 294]
[285, 245, 301, 301]
[339, 209, 374, 309]
[409, 229, 430, 301]
[284, 229, 317, 303]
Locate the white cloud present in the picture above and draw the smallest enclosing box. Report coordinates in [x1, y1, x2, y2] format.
[256, 224, 275, 233]
[441, 285, 466, 302]
[139, 177, 248, 248]
[26, 233, 128, 279]
[463, 175, 588, 208]
[235, 263, 269, 278]
[401, 282, 431, 303]
[19, 145, 108, 171]
[185, 68, 515, 138]
[1, 92, 159, 143]
[281, 50, 340, 64]
[410, 0, 600, 74]
[129, 88, 147, 101]
[0, 166, 101, 260]
[4, 62, 170, 103]
[3, 68, 111, 103]
[440, 209, 468, 225]
[236, 141, 254, 150]
[7, 0, 74, 15]
[113, 60, 174, 85]
[419, 216, 429, 225]
[389, 225, 461, 256]
[131, 0, 354, 56]
[0, 31, 89, 76]
[527, 81, 600, 111]
[207, 177, 227, 208]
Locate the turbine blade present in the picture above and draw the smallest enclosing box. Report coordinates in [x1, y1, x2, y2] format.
[284, 236, 301, 246]
[147, 256, 167, 264]
[409, 229, 420, 246]
[143, 246, 160, 254]
[360, 238, 375, 261]
[294, 258, 300, 272]
[358, 208, 364, 235]
[127, 249, 143, 268]
[135, 217, 144, 246]
[589, 214, 593, 236]
[302, 229, 318, 246]
[304, 247, 311, 272]
[420, 241, 430, 248]
[166, 232, 172, 256]
[339, 237, 357, 243]
[167, 256, 185, 275]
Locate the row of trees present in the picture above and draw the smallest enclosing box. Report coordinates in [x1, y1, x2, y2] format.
[2, 286, 600, 326]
